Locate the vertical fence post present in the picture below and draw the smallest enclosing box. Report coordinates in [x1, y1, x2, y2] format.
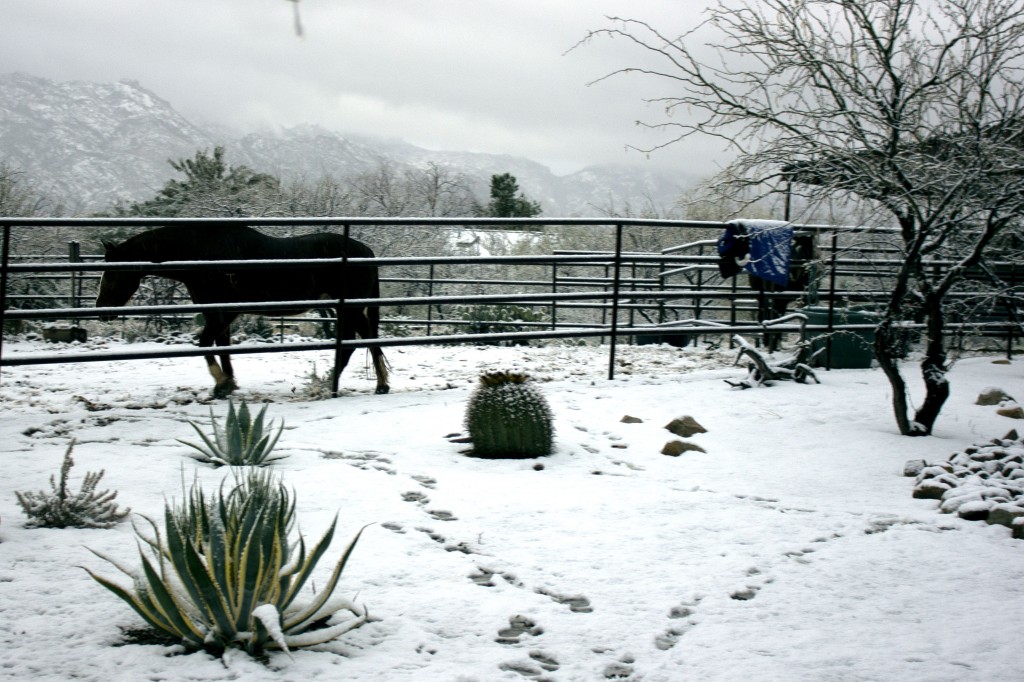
[657, 256, 667, 326]
[68, 241, 81, 320]
[693, 244, 705, 346]
[600, 263, 609, 344]
[550, 261, 558, 331]
[728, 275, 738, 349]
[628, 259, 637, 344]
[331, 224, 351, 397]
[825, 230, 840, 369]
[426, 263, 435, 336]
[607, 223, 624, 380]
[0, 224, 10, 383]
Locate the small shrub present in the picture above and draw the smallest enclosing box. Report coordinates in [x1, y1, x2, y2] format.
[455, 304, 547, 345]
[464, 371, 554, 458]
[299, 361, 334, 400]
[85, 469, 369, 657]
[179, 399, 286, 467]
[15, 440, 130, 529]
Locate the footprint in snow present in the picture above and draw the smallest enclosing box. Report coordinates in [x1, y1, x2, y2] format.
[427, 509, 457, 521]
[401, 490, 430, 505]
[536, 587, 593, 613]
[656, 597, 703, 650]
[469, 566, 521, 588]
[496, 615, 544, 644]
[415, 526, 471, 554]
[498, 651, 560, 679]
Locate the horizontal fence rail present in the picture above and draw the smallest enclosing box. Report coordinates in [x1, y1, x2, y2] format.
[1, 216, 1020, 391]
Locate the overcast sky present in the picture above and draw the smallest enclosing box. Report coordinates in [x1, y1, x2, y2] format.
[2, 0, 725, 177]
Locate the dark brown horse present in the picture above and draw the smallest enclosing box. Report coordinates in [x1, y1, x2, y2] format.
[95, 225, 389, 397]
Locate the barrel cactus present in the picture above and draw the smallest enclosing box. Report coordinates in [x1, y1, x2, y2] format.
[465, 371, 554, 458]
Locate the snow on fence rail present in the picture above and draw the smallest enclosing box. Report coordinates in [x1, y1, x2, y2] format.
[1, 216, 1020, 388]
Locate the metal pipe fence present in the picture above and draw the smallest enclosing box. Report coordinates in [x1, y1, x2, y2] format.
[1, 216, 1020, 388]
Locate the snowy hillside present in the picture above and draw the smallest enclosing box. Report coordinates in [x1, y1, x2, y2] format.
[0, 73, 687, 215]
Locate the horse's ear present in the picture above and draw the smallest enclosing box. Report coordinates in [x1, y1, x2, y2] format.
[100, 239, 117, 253]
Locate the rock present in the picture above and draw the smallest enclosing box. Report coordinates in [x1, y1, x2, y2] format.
[911, 434, 1024, 539]
[916, 464, 955, 480]
[970, 449, 999, 462]
[661, 440, 706, 456]
[621, 415, 643, 424]
[987, 503, 1024, 528]
[42, 326, 87, 343]
[957, 500, 994, 521]
[913, 480, 952, 499]
[997, 404, 1024, 419]
[665, 416, 707, 438]
[903, 459, 927, 477]
[977, 387, 1014, 405]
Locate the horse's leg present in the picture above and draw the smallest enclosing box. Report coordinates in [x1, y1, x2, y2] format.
[199, 313, 238, 398]
[369, 346, 390, 394]
[331, 311, 359, 393]
[354, 307, 390, 394]
[333, 310, 390, 394]
[363, 293, 390, 394]
[215, 320, 239, 397]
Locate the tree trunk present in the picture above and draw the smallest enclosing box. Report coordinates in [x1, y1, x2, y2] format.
[911, 295, 950, 435]
[874, 320, 916, 435]
[874, 298, 950, 437]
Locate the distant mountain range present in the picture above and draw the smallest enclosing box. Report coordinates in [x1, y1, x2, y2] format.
[0, 72, 688, 216]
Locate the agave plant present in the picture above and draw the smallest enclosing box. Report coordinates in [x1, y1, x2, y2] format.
[179, 399, 286, 467]
[85, 469, 369, 656]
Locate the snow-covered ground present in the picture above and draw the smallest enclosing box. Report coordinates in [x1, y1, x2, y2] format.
[0, 337, 1021, 681]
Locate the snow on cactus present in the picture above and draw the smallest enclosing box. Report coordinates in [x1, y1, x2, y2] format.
[464, 371, 554, 458]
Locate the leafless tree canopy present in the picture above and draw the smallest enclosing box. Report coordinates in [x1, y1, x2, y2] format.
[580, 0, 1024, 435]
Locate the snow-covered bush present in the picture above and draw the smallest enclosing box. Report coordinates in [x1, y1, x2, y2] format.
[299, 361, 334, 400]
[179, 398, 286, 467]
[455, 303, 547, 344]
[465, 371, 554, 458]
[85, 468, 369, 657]
[15, 441, 130, 529]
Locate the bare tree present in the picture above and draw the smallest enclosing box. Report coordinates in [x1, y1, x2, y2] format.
[0, 163, 70, 255]
[579, 0, 1024, 436]
[281, 173, 355, 222]
[406, 161, 478, 217]
[349, 159, 412, 217]
[0, 163, 54, 218]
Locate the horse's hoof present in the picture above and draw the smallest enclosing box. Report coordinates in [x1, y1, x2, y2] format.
[375, 385, 390, 395]
[212, 382, 238, 399]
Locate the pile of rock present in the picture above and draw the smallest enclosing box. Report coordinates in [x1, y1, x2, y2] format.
[907, 430, 1024, 539]
[618, 414, 710, 456]
[661, 416, 708, 456]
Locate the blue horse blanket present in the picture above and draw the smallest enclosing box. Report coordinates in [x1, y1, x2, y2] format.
[717, 219, 794, 287]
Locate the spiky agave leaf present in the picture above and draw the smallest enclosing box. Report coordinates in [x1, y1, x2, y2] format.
[179, 399, 286, 467]
[86, 468, 367, 656]
[281, 523, 368, 632]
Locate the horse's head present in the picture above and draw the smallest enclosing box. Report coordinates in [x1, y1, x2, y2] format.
[95, 238, 143, 321]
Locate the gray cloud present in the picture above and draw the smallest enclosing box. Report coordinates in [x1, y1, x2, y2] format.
[3, 0, 720, 176]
